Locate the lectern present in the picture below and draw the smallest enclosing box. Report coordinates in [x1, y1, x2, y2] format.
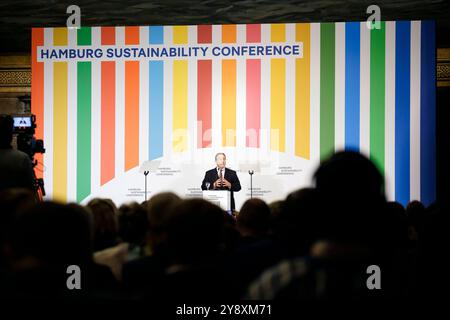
[203, 190, 231, 212]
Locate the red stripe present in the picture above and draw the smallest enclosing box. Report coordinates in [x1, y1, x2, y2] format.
[31, 28, 44, 179]
[101, 62, 115, 185]
[197, 25, 212, 148]
[246, 60, 261, 147]
[101, 27, 115, 45]
[246, 24, 261, 147]
[100, 27, 116, 185]
[197, 60, 212, 148]
[246, 24, 261, 43]
[198, 25, 212, 43]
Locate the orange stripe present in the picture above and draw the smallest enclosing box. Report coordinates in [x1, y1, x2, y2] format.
[125, 61, 140, 171]
[222, 25, 236, 43]
[221, 25, 237, 146]
[125, 26, 140, 44]
[124, 26, 140, 171]
[31, 28, 44, 179]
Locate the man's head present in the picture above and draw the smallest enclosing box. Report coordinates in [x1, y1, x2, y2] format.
[9, 201, 94, 267]
[0, 115, 13, 148]
[166, 199, 225, 264]
[237, 198, 271, 238]
[215, 152, 226, 169]
[144, 192, 182, 252]
[313, 151, 388, 249]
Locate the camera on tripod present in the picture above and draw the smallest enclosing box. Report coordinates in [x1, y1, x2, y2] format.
[11, 114, 46, 197]
[12, 114, 45, 157]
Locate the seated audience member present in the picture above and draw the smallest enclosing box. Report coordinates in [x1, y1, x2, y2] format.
[246, 151, 399, 300]
[117, 202, 148, 259]
[236, 198, 271, 241]
[93, 201, 149, 283]
[275, 188, 320, 257]
[268, 200, 284, 234]
[2, 202, 119, 299]
[86, 198, 119, 252]
[0, 189, 36, 269]
[229, 189, 320, 297]
[0, 115, 35, 192]
[146, 199, 236, 300]
[121, 192, 181, 295]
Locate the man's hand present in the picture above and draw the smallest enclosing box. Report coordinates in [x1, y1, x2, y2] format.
[222, 179, 231, 189]
[213, 179, 222, 189]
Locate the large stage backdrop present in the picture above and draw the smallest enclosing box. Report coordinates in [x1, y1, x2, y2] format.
[31, 21, 436, 209]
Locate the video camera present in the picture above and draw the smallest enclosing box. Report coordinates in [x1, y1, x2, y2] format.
[12, 114, 45, 159]
[11, 114, 46, 198]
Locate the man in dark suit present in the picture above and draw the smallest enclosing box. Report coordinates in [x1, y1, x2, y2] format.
[201, 153, 241, 211]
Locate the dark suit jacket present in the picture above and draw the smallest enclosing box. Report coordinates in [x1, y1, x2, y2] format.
[201, 168, 241, 210]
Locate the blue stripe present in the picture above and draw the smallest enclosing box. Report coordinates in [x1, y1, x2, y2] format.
[395, 21, 411, 206]
[149, 26, 164, 44]
[149, 26, 164, 160]
[420, 21, 436, 206]
[345, 22, 360, 151]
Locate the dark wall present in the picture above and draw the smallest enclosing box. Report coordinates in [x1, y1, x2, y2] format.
[436, 21, 449, 207]
[437, 86, 450, 206]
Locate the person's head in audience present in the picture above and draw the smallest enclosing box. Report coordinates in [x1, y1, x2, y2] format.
[0, 189, 36, 266]
[87, 198, 119, 252]
[406, 200, 425, 242]
[144, 192, 181, 254]
[268, 200, 284, 233]
[313, 151, 389, 257]
[277, 188, 320, 256]
[237, 198, 271, 238]
[0, 115, 13, 149]
[8, 202, 93, 269]
[166, 199, 224, 266]
[117, 202, 147, 251]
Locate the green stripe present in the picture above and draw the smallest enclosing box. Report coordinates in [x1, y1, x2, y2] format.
[77, 27, 92, 45]
[370, 22, 385, 175]
[320, 23, 335, 161]
[77, 28, 91, 202]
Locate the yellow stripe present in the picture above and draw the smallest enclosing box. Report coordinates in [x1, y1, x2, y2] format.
[173, 26, 188, 44]
[53, 62, 68, 201]
[295, 23, 310, 159]
[222, 59, 236, 146]
[270, 59, 286, 152]
[53, 28, 68, 46]
[271, 24, 286, 42]
[270, 24, 286, 152]
[172, 26, 188, 152]
[173, 60, 188, 152]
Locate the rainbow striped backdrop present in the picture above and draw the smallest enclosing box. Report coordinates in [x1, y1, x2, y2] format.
[31, 21, 436, 206]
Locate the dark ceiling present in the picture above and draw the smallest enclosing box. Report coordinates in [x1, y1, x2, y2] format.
[1, 0, 450, 53]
